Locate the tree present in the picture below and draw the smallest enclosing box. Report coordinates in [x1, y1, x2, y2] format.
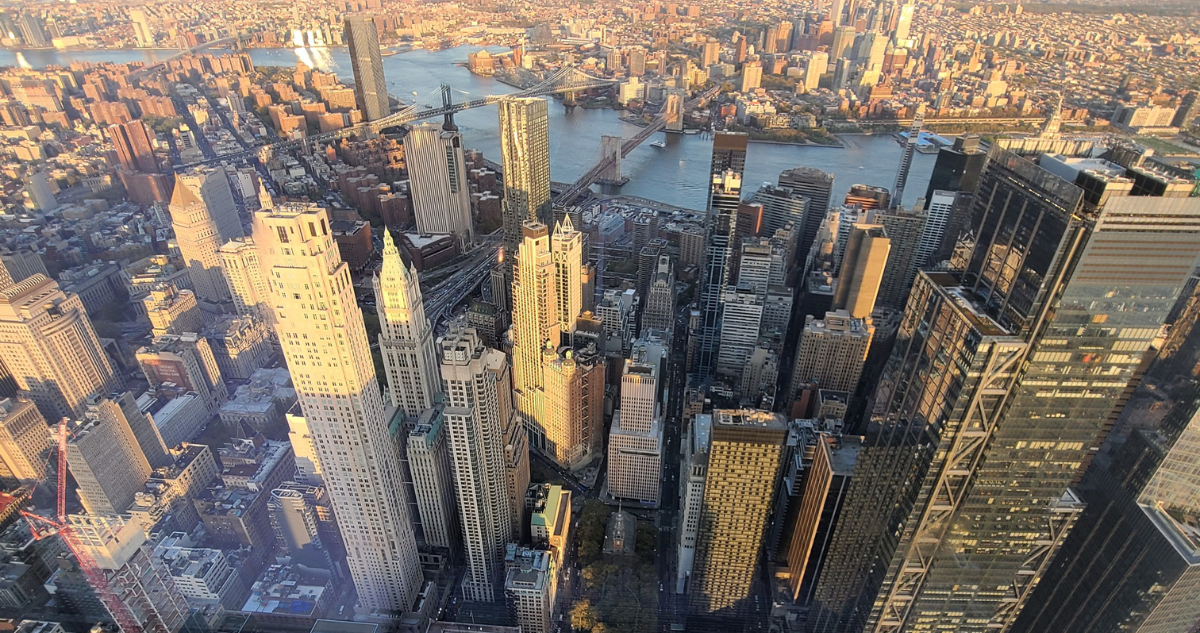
[571, 600, 600, 632]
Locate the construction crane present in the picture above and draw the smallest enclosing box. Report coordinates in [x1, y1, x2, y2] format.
[18, 418, 168, 633]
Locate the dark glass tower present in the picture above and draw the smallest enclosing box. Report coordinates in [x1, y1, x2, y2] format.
[343, 15, 390, 122]
[809, 147, 1200, 633]
[695, 132, 748, 380]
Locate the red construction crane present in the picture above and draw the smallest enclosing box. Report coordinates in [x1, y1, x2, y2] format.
[19, 418, 149, 633]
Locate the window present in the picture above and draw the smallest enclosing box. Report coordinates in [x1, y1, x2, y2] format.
[277, 226, 290, 243]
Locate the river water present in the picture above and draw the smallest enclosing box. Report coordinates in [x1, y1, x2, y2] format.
[2, 46, 936, 211]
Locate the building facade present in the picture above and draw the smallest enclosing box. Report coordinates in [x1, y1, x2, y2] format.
[440, 326, 518, 602]
[253, 202, 422, 614]
[374, 230, 441, 418]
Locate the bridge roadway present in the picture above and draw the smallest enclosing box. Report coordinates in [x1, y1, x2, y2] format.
[174, 67, 616, 170]
[552, 84, 721, 206]
[129, 33, 251, 80]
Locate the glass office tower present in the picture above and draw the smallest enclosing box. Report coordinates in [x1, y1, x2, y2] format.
[809, 147, 1200, 633]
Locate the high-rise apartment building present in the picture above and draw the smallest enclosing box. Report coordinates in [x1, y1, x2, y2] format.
[65, 398, 154, 515]
[779, 167, 835, 259]
[701, 39, 721, 68]
[374, 230, 441, 417]
[541, 346, 604, 470]
[440, 326, 518, 602]
[405, 122, 474, 246]
[407, 405, 459, 550]
[109, 121, 159, 173]
[343, 15, 390, 121]
[607, 347, 665, 504]
[688, 409, 787, 621]
[0, 398, 51, 484]
[254, 202, 422, 613]
[809, 148, 1200, 633]
[128, 8, 155, 47]
[551, 217, 583, 334]
[511, 221, 558, 438]
[170, 167, 243, 302]
[499, 98, 551, 261]
[218, 237, 271, 321]
[0, 275, 115, 421]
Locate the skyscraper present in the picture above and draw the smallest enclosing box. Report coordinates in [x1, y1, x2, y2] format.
[374, 230, 441, 418]
[688, 409, 787, 621]
[499, 97, 551, 261]
[170, 167, 243, 302]
[607, 348, 665, 504]
[128, 8, 155, 47]
[65, 398, 154, 515]
[696, 132, 748, 380]
[1010, 400, 1200, 633]
[405, 122, 474, 246]
[779, 167, 835, 259]
[343, 15, 390, 121]
[406, 405, 459, 550]
[893, 1, 914, 42]
[109, 121, 159, 173]
[642, 256, 676, 332]
[511, 221, 558, 439]
[809, 148, 1200, 633]
[541, 346, 604, 470]
[218, 237, 271, 321]
[551, 217, 583, 333]
[0, 275, 115, 421]
[439, 326, 517, 602]
[254, 202, 422, 613]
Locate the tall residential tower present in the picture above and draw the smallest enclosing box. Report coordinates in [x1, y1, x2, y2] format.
[254, 202, 422, 613]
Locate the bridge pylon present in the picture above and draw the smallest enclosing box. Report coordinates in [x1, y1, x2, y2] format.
[596, 135, 627, 186]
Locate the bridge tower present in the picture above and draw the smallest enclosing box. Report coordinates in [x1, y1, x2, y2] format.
[597, 135, 627, 186]
[665, 90, 685, 132]
[440, 84, 456, 129]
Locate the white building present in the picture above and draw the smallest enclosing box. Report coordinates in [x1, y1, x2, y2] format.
[404, 122, 475, 246]
[676, 413, 712, 593]
[440, 326, 518, 602]
[407, 405, 460, 550]
[253, 202, 422, 614]
[374, 230, 441, 418]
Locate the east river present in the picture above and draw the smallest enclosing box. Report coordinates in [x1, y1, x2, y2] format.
[2, 46, 936, 210]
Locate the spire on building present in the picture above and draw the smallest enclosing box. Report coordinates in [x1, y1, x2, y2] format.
[257, 177, 274, 210]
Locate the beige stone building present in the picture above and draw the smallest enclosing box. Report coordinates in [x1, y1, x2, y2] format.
[0, 275, 115, 421]
[169, 167, 243, 302]
[253, 202, 422, 613]
[0, 398, 52, 483]
[144, 284, 202, 336]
